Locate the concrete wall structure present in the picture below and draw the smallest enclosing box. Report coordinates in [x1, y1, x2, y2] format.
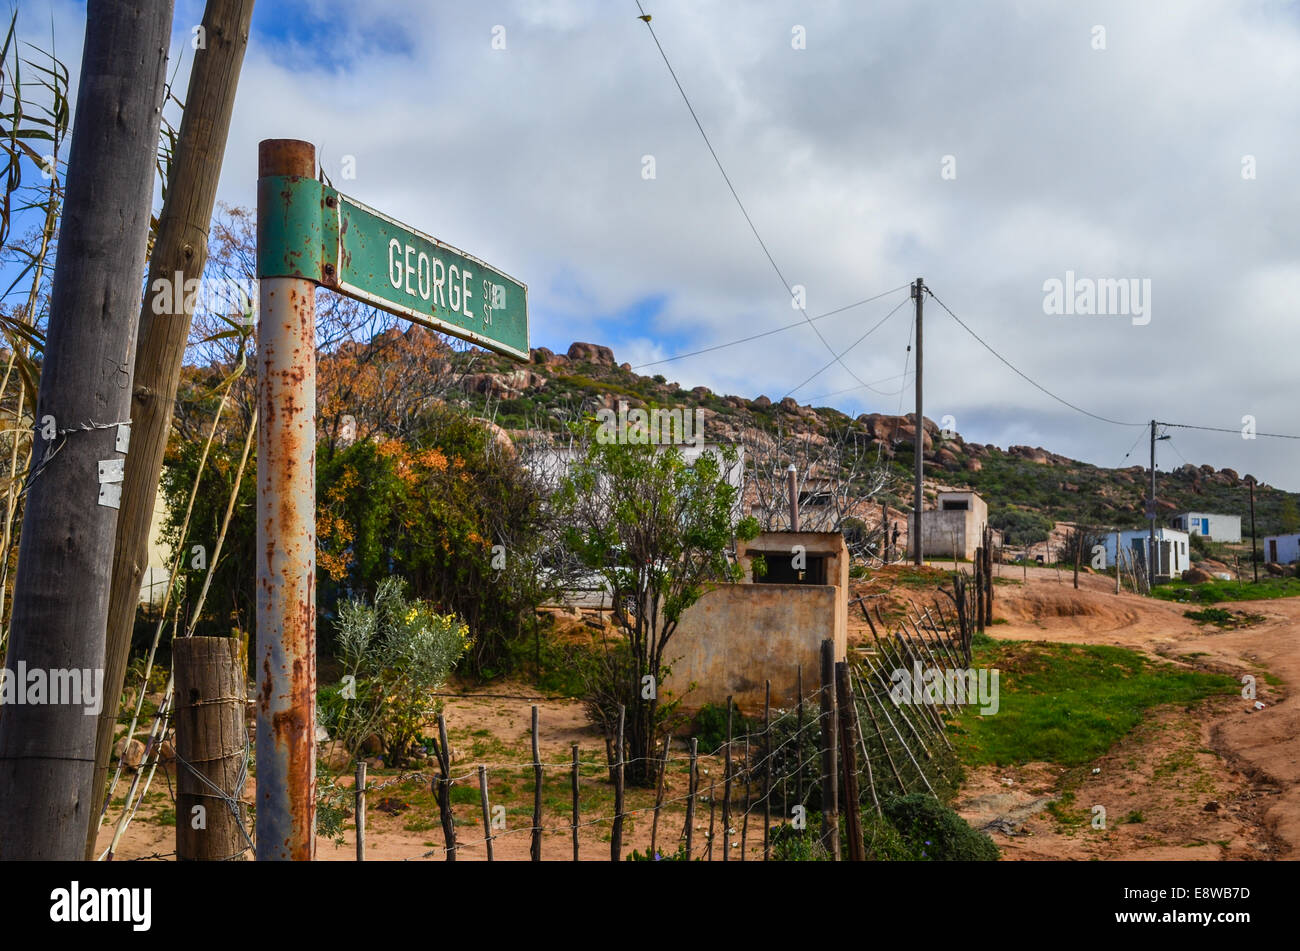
[908, 490, 989, 560]
[665, 529, 849, 713]
[665, 583, 844, 713]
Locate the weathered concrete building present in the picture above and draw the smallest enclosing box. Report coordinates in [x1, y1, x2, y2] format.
[908, 490, 989, 561]
[1170, 512, 1242, 543]
[1100, 527, 1191, 581]
[1262, 533, 1300, 565]
[665, 530, 849, 713]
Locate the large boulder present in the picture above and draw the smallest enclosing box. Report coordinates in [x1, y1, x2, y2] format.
[566, 342, 616, 366]
[115, 737, 145, 769]
[1181, 566, 1214, 584]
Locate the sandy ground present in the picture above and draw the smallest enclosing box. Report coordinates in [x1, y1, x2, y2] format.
[950, 564, 1297, 861]
[95, 563, 1298, 861]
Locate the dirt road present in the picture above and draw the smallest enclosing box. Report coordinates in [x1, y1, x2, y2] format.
[955, 565, 1297, 860]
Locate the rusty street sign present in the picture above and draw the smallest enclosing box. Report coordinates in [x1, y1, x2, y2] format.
[258, 176, 529, 361]
[254, 139, 530, 860]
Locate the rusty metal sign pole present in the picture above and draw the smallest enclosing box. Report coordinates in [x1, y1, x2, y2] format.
[255, 139, 318, 860]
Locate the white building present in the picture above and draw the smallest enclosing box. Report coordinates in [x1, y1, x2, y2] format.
[1261, 534, 1300, 565]
[1099, 528, 1191, 581]
[1170, 512, 1242, 543]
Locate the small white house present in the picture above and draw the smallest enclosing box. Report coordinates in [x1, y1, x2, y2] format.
[1099, 528, 1191, 581]
[1170, 512, 1242, 543]
[1261, 534, 1300, 565]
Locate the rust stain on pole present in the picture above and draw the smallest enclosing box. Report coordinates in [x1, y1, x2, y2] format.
[256, 138, 317, 860]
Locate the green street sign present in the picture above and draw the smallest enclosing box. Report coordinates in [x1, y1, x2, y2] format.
[258, 176, 529, 361]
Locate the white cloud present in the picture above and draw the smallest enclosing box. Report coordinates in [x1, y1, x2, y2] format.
[17, 0, 1300, 486]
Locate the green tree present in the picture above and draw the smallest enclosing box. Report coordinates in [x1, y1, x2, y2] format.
[555, 432, 758, 785]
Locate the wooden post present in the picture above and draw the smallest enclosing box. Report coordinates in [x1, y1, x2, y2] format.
[435, 713, 455, 861]
[763, 680, 772, 861]
[685, 738, 698, 860]
[650, 732, 669, 855]
[913, 277, 925, 565]
[0, 0, 174, 861]
[570, 743, 580, 862]
[706, 781, 717, 860]
[819, 639, 840, 860]
[174, 636, 248, 861]
[722, 695, 733, 862]
[92, 0, 258, 860]
[1115, 530, 1122, 594]
[985, 525, 995, 625]
[740, 735, 751, 861]
[611, 704, 625, 862]
[795, 664, 805, 812]
[478, 765, 494, 862]
[530, 704, 542, 862]
[355, 760, 367, 862]
[835, 662, 863, 861]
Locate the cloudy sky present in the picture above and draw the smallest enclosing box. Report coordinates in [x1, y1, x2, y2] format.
[14, 1, 1300, 489]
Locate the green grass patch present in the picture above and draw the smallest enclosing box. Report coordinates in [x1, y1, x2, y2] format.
[1183, 607, 1265, 629]
[951, 639, 1237, 768]
[1155, 576, 1300, 604]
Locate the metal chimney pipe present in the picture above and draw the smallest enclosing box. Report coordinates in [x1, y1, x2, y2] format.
[787, 464, 800, 532]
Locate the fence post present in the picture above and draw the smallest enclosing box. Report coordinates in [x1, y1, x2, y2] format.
[835, 661, 863, 860]
[685, 738, 698, 860]
[650, 732, 669, 856]
[435, 712, 455, 861]
[174, 635, 248, 861]
[722, 695, 733, 862]
[355, 760, 366, 862]
[819, 639, 840, 860]
[706, 781, 717, 860]
[611, 705, 625, 862]
[795, 665, 805, 814]
[479, 765, 494, 862]
[531, 705, 542, 862]
[763, 680, 772, 861]
[571, 743, 580, 862]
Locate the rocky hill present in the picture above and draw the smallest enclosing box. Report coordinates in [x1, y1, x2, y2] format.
[436, 336, 1300, 542]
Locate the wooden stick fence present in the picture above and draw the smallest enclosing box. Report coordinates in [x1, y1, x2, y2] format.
[348, 620, 974, 862]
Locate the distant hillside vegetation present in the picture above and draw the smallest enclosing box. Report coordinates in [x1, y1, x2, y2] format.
[413, 336, 1300, 539]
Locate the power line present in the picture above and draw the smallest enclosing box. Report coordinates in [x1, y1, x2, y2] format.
[631, 283, 910, 370]
[924, 287, 1146, 429]
[632, 2, 880, 393]
[1118, 429, 1145, 467]
[803, 369, 913, 405]
[1160, 421, 1300, 441]
[783, 296, 911, 397]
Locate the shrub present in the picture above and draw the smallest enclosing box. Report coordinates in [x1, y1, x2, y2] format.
[692, 702, 755, 755]
[326, 578, 471, 767]
[882, 793, 999, 861]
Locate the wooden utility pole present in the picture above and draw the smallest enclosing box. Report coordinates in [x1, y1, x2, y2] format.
[0, 0, 173, 861]
[1148, 420, 1158, 588]
[912, 278, 925, 565]
[91, 0, 257, 859]
[1248, 477, 1259, 583]
[174, 636, 248, 861]
[1115, 530, 1121, 594]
